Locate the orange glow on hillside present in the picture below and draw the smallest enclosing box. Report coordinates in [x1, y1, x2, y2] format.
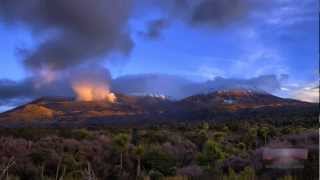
[72, 82, 116, 102]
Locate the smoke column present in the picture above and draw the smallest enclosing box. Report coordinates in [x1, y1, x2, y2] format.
[0, 0, 133, 101]
[70, 66, 116, 102]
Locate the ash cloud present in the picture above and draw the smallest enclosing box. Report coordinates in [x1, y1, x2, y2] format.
[0, 66, 113, 105]
[0, 0, 133, 71]
[0, 0, 134, 105]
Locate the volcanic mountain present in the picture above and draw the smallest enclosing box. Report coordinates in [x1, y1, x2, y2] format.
[179, 89, 308, 111]
[0, 90, 317, 127]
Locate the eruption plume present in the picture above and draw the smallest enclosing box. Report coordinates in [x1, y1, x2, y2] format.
[70, 67, 117, 102]
[0, 0, 132, 100]
[72, 82, 116, 102]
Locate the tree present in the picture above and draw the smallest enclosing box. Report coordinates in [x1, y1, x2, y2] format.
[113, 133, 130, 172]
[133, 145, 145, 177]
[197, 122, 210, 150]
[204, 140, 225, 160]
[72, 129, 93, 140]
[197, 139, 225, 170]
[259, 127, 270, 145]
[244, 126, 258, 149]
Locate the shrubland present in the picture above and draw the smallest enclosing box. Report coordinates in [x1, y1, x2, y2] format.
[0, 118, 318, 180]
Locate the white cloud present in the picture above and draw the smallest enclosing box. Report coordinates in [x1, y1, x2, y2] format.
[0, 105, 15, 113]
[275, 79, 319, 102]
[261, 0, 318, 27]
[293, 86, 319, 103]
[231, 48, 288, 78]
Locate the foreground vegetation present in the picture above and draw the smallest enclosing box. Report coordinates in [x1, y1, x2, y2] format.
[0, 119, 318, 180]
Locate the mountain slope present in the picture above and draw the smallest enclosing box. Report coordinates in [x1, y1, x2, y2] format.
[0, 90, 317, 127]
[0, 94, 174, 126]
[179, 89, 308, 111]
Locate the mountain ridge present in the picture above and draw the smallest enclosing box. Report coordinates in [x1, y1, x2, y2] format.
[0, 89, 316, 127]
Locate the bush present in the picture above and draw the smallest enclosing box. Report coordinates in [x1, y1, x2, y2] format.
[144, 148, 176, 176]
[71, 129, 94, 140]
[197, 140, 225, 167]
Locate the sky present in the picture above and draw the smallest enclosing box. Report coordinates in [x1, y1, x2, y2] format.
[0, 0, 318, 111]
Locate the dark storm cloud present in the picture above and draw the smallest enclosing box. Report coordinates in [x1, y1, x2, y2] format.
[0, 0, 264, 68]
[142, 19, 169, 39]
[0, 79, 34, 104]
[0, 77, 74, 106]
[136, 0, 261, 39]
[0, 0, 133, 70]
[190, 0, 252, 26]
[166, 0, 259, 25]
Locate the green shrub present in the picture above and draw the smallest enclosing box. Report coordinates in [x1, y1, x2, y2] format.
[144, 148, 176, 176]
[71, 129, 94, 140]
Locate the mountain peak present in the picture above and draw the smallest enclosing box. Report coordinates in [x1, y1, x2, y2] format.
[179, 88, 306, 111]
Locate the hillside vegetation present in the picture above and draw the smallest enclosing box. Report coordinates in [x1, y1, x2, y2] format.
[0, 118, 318, 180]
